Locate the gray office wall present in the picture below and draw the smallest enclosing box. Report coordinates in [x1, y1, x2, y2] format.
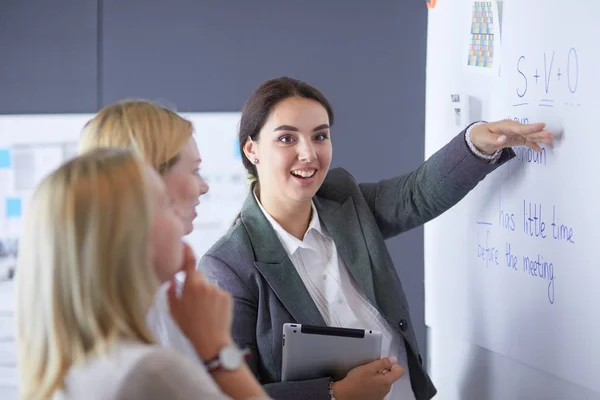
[0, 1, 98, 113]
[0, 0, 428, 369]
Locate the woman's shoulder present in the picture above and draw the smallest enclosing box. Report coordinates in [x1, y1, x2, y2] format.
[319, 167, 363, 200]
[201, 217, 252, 264]
[127, 345, 197, 373]
[324, 167, 355, 184]
[114, 345, 225, 399]
[55, 342, 166, 399]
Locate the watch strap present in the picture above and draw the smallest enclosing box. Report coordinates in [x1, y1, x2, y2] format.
[205, 346, 250, 373]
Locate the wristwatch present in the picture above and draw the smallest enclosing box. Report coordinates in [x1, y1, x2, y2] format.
[204, 344, 250, 373]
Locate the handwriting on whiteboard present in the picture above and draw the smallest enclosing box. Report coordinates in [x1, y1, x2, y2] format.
[513, 48, 580, 108]
[475, 190, 575, 305]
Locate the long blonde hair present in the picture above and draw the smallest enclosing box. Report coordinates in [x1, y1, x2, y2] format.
[16, 148, 158, 399]
[79, 100, 193, 172]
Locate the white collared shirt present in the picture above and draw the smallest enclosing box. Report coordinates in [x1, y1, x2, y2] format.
[255, 194, 416, 400]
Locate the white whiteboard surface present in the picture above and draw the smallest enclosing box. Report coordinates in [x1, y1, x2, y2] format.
[428, 329, 600, 400]
[425, 0, 600, 395]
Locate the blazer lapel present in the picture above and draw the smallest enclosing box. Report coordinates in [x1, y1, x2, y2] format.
[315, 196, 377, 307]
[240, 192, 325, 326]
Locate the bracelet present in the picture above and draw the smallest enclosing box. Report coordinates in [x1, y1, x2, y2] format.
[328, 378, 336, 400]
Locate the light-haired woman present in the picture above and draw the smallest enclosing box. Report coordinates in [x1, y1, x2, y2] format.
[79, 100, 208, 236]
[16, 148, 268, 400]
[78, 100, 210, 357]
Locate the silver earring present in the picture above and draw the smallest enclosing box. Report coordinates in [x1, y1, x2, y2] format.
[253, 158, 259, 164]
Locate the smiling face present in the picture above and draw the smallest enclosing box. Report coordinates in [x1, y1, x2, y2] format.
[243, 96, 332, 210]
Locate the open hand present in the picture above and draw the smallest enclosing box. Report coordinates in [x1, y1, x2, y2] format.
[470, 119, 553, 155]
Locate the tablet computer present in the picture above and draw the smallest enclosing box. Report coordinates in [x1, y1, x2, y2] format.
[281, 323, 382, 382]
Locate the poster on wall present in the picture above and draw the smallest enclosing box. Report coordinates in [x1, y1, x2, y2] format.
[464, 0, 502, 76]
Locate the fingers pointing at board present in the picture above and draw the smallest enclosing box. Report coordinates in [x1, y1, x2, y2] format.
[470, 119, 554, 155]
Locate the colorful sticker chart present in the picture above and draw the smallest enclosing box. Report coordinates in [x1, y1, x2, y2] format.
[468, 1, 495, 68]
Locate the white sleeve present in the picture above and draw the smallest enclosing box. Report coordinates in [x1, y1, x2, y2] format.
[146, 282, 202, 364]
[115, 348, 230, 400]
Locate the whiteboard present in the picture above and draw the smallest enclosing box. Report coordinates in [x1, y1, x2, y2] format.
[425, 0, 600, 394]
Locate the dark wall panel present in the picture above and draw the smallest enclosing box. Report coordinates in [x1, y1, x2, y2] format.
[0, 1, 98, 114]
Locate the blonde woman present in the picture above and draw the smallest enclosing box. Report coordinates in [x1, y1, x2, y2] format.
[79, 100, 209, 235]
[78, 100, 210, 358]
[16, 149, 268, 400]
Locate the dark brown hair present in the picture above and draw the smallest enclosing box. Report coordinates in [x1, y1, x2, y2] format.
[238, 77, 334, 179]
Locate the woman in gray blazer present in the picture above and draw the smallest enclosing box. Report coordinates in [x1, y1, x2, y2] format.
[201, 77, 552, 400]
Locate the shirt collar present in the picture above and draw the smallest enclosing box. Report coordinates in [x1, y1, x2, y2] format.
[253, 190, 325, 256]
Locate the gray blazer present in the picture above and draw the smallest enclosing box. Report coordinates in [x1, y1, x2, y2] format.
[201, 131, 514, 400]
